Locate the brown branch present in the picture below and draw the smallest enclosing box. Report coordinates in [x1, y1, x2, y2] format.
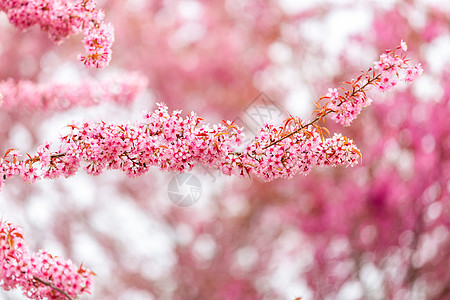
[262, 116, 322, 150]
[33, 276, 74, 300]
[262, 73, 382, 150]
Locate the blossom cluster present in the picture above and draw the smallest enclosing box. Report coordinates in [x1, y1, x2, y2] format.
[0, 103, 360, 188]
[325, 87, 373, 127]
[0, 73, 147, 112]
[319, 41, 423, 126]
[224, 124, 360, 180]
[1, 221, 94, 299]
[374, 42, 423, 90]
[0, 0, 114, 68]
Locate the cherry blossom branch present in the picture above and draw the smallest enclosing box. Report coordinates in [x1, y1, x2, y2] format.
[0, 0, 114, 68]
[0, 42, 422, 188]
[0, 220, 94, 299]
[0, 73, 147, 112]
[264, 41, 421, 149]
[263, 73, 380, 150]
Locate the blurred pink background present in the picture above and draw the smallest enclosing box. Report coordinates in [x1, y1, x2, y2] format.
[1, 0, 449, 299]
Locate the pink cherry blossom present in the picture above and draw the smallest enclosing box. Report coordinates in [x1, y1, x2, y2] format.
[323, 41, 421, 126]
[0, 0, 114, 68]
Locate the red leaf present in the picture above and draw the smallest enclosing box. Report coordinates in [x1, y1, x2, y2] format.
[3, 148, 16, 158]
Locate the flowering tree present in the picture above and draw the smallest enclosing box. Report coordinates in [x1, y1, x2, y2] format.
[0, 0, 447, 299]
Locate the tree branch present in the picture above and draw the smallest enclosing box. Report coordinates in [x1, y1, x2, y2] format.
[33, 276, 74, 300]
